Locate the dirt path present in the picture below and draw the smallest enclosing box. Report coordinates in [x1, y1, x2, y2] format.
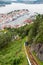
[24, 45, 39, 65]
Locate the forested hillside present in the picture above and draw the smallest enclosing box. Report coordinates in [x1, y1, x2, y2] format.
[28, 14, 43, 61]
[0, 14, 43, 65]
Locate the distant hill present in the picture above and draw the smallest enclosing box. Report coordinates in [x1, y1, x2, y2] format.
[0, 0, 43, 5]
[0, 1, 11, 6]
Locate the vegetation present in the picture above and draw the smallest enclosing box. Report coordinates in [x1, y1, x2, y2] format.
[0, 14, 43, 65]
[28, 14, 43, 44]
[0, 37, 28, 65]
[28, 14, 43, 65]
[0, 25, 30, 65]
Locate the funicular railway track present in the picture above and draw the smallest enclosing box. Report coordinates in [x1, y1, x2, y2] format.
[25, 45, 39, 65]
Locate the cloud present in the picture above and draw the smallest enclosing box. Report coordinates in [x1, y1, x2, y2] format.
[0, 0, 17, 1]
[19, 0, 37, 1]
[10, 0, 17, 1]
[1, 0, 37, 1]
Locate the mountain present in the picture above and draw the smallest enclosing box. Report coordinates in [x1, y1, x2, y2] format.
[0, 1, 12, 5]
[0, 0, 43, 5]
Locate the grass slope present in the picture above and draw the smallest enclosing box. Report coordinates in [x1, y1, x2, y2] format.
[0, 38, 28, 65]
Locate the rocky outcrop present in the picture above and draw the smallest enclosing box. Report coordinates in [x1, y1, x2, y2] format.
[31, 43, 43, 61]
[38, 45, 43, 61]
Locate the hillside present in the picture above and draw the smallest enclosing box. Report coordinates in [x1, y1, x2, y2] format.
[0, 14, 43, 65]
[28, 14, 43, 61]
[0, 32, 28, 65]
